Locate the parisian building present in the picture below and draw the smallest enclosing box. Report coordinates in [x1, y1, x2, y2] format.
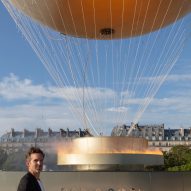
[0, 128, 92, 153]
[111, 123, 191, 151]
[1, 124, 191, 152]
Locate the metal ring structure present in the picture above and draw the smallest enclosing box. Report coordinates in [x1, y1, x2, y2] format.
[57, 137, 163, 171]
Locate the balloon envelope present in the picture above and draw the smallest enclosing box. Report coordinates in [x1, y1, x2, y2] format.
[9, 0, 191, 39]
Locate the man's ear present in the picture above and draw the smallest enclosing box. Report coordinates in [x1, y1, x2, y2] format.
[26, 159, 29, 167]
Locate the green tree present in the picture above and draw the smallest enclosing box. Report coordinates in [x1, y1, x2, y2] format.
[2, 150, 26, 171]
[0, 147, 8, 169]
[44, 151, 66, 171]
[163, 145, 191, 171]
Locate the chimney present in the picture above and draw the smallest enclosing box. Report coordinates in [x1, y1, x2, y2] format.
[67, 128, 69, 137]
[48, 128, 52, 137]
[60, 129, 66, 137]
[10, 128, 15, 138]
[79, 128, 82, 137]
[180, 128, 184, 137]
[35, 128, 42, 138]
[23, 129, 27, 138]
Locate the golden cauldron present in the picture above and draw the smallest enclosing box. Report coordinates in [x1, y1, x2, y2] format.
[57, 137, 163, 171]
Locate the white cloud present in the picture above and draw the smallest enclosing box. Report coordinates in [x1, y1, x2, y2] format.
[151, 97, 180, 107]
[55, 87, 116, 101]
[150, 97, 191, 112]
[106, 106, 129, 113]
[166, 74, 191, 82]
[123, 97, 152, 105]
[0, 104, 81, 136]
[0, 73, 57, 100]
[133, 73, 191, 85]
[139, 94, 191, 128]
[0, 74, 118, 136]
[0, 74, 116, 102]
[0, 73, 191, 136]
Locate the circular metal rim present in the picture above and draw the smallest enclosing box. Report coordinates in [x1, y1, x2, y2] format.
[57, 153, 164, 166]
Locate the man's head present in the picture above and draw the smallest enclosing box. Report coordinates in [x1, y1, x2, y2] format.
[26, 147, 45, 178]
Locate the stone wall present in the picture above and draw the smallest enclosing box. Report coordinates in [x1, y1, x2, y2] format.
[0, 171, 190, 191]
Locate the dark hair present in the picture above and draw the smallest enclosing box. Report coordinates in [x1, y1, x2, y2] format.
[26, 147, 45, 160]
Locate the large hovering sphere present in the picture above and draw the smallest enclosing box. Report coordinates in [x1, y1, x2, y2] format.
[9, 0, 191, 39]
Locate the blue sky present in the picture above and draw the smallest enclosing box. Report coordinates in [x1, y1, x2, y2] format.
[1, 1, 191, 136]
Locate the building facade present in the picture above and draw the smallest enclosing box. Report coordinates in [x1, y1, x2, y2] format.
[0, 128, 92, 153]
[111, 124, 191, 151]
[1, 124, 191, 152]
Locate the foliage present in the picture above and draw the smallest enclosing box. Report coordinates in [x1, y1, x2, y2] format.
[0, 147, 8, 169]
[145, 165, 165, 171]
[1, 149, 65, 171]
[43, 151, 65, 171]
[145, 145, 191, 172]
[2, 150, 26, 171]
[163, 145, 191, 171]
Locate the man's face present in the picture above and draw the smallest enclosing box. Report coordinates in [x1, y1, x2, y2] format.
[27, 153, 44, 177]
